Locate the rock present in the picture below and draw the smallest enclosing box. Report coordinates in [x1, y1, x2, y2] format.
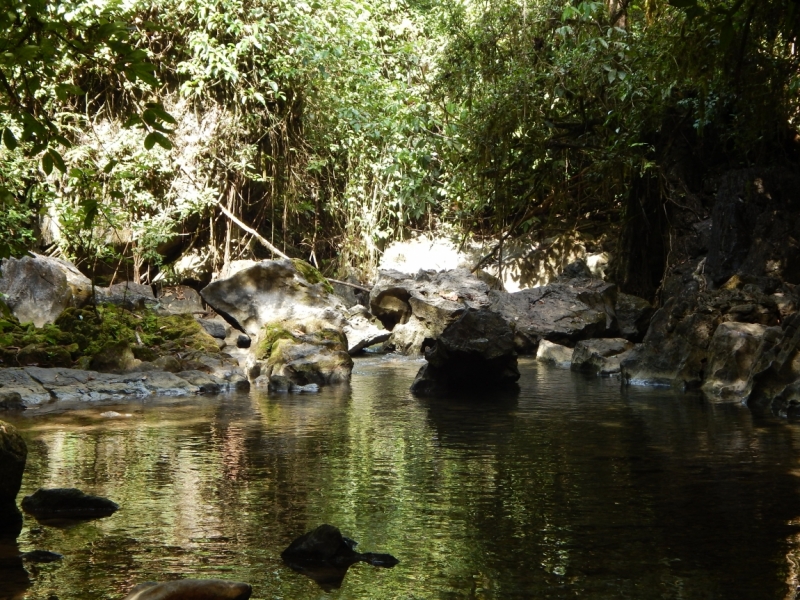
[20, 550, 63, 563]
[0, 391, 24, 411]
[0, 368, 51, 405]
[705, 168, 800, 286]
[411, 309, 520, 395]
[0, 255, 76, 327]
[200, 259, 345, 337]
[122, 579, 252, 600]
[370, 269, 491, 354]
[0, 420, 26, 504]
[236, 334, 251, 349]
[175, 370, 224, 394]
[89, 340, 139, 372]
[621, 283, 781, 389]
[156, 286, 204, 315]
[253, 325, 353, 391]
[701, 322, 769, 400]
[21, 488, 118, 521]
[489, 279, 618, 352]
[0, 502, 23, 538]
[615, 293, 655, 342]
[570, 338, 634, 376]
[343, 305, 390, 355]
[558, 259, 592, 280]
[29, 252, 93, 306]
[535, 340, 573, 368]
[282, 524, 398, 568]
[95, 282, 157, 310]
[331, 276, 368, 308]
[196, 318, 229, 340]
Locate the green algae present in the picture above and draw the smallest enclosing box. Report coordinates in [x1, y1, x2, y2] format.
[291, 258, 335, 294]
[255, 324, 298, 361]
[0, 304, 220, 368]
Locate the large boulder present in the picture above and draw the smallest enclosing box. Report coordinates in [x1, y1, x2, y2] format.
[701, 322, 770, 400]
[489, 278, 618, 353]
[95, 282, 157, 310]
[411, 309, 519, 396]
[251, 323, 353, 391]
[155, 285, 205, 315]
[122, 579, 252, 600]
[570, 338, 634, 376]
[370, 269, 491, 355]
[621, 280, 781, 389]
[0, 255, 86, 327]
[200, 259, 345, 337]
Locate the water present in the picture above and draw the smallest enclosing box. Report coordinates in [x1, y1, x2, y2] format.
[2, 356, 800, 599]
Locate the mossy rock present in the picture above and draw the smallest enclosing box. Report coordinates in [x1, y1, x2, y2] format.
[17, 344, 73, 368]
[90, 341, 137, 372]
[132, 346, 157, 362]
[255, 324, 299, 360]
[291, 259, 334, 294]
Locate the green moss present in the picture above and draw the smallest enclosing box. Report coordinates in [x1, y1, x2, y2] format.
[255, 324, 298, 360]
[291, 259, 334, 294]
[0, 304, 220, 369]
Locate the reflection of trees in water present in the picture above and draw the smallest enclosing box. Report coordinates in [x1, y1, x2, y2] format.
[4, 362, 800, 598]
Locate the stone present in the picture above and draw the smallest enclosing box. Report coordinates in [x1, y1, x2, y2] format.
[0, 391, 24, 411]
[196, 318, 229, 340]
[236, 334, 251, 349]
[0, 420, 26, 504]
[29, 252, 93, 306]
[0, 255, 75, 327]
[122, 579, 252, 600]
[95, 282, 157, 310]
[621, 283, 781, 389]
[701, 322, 769, 400]
[156, 286, 205, 315]
[489, 279, 618, 352]
[254, 327, 353, 391]
[175, 370, 224, 394]
[370, 269, 491, 354]
[0, 369, 51, 406]
[343, 305, 390, 355]
[535, 340, 573, 368]
[615, 293, 655, 342]
[570, 338, 635, 376]
[282, 524, 398, 568]
[89, 341, 139, 373]
[411, 309, 520, 395]
[20, 550, 63, 563]
[21, 488, 118, 520]
[200, 259, 345, 337]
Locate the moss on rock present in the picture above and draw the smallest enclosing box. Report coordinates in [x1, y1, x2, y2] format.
[291, 259, 334, 294]
[255, 324, 298, 360]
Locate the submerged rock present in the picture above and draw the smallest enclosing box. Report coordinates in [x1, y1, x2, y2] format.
[282, 524, 398, 590]
[21, 488, 118, 522]
[411, 308, 520, 396]
[20, 549, 63, 563]
[122, 579, 252, 600]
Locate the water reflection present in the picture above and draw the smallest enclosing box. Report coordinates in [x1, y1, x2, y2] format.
[0, 356, 799, 598]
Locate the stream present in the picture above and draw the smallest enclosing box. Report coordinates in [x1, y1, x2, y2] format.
[2, 356, 800, 599]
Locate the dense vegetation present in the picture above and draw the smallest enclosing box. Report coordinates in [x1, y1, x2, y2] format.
[1, 0, 798, 293]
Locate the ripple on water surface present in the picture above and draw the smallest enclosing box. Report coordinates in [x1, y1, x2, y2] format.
[2, 356, 800, 599]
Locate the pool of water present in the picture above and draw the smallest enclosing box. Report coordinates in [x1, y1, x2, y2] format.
[2, 356, 800, 599]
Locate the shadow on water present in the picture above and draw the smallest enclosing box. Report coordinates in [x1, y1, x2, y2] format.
[0, 539, 30, 600]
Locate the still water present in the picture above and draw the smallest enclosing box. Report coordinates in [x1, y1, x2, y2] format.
[3, 356, 800, 599]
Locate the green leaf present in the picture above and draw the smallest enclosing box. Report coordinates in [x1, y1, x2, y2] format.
[82, 198, 98, 230]
[42, 153, 53, 175]
[48, 148, 66, 173]
[2, 128, 17, 151]
[103, 159, 118, 174]
[144, 131, 172, 150]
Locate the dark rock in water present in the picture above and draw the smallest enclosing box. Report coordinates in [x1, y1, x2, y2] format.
[236, 334, 251, 349]
[0, 391, 25, 411]
[20, 549, 63, 563]
[411, 309, 520, 396]
[21, 488, 119, 523]
[0, 420, 27, 505]
[571, 338, 634, 376]
[282, 524, 398, 590]
[196, 318, 228, 340]
[122, 579, 252, 600]
[0, 501, 23, 538]
[0, 540, 31, 597]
